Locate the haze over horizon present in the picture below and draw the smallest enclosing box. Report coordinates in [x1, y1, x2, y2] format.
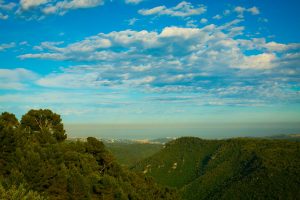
[1, 0, 300, 138]
[64, 122, 300, 139]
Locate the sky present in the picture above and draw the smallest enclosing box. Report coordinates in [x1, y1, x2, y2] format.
[0, 0, 300, 126]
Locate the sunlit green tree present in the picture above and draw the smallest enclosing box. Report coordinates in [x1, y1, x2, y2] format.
[20, 109, 67, 142]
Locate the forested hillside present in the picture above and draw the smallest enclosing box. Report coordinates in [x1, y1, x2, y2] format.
[105, 142, 163, 166]
[1, 109, 299, 200]
[133, 137, 300, 200]
[0, 110, 179, 200]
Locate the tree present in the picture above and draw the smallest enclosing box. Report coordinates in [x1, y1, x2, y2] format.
[86, 137, 105, 155]
[86, 137, 114, 171]
[0, 112, 18, 175]
[0, 183, 46, 200]
[0, 112, 19, 130]
[20, 109, 67, 142]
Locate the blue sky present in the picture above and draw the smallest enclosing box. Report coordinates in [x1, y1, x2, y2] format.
[0, 0, 300, 124]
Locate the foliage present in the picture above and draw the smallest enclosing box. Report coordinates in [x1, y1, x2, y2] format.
[2, 109, 299, 200]
[266, 133, 300, 141]
[20, 109, 67, 142]
[0, 112, 19, 128]
[0, 110, 180, 200]
[133, 137, 300, 200]
[0, 183, 47, 200]
[105, 142, 163, 166]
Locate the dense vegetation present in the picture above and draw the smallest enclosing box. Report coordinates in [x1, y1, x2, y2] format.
[1, 109, 299, 199]
[0, 110, 179, 200]
[105, 143, 163, 166]
[266, 133, 300, 141]
[133, 137, 300, 200]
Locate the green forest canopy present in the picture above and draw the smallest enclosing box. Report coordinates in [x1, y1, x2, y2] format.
[133, 137, 300, 200]
[1, 109, 300, 200]
[0, 109, 179, 200]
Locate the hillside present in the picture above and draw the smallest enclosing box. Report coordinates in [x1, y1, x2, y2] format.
[266, 133, 300, 141]
[67, 138, 165, 167]
[0, 110, 179, 199]
[105, 142, 163, 166]
[133, 137, 300, 200]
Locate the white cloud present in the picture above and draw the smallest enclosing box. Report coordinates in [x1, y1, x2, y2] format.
[0, 1, 298, 117]
[19, 41, 29, 46]
[128, 17, 138, 25]
[258, 17, 268, 23]
[217, 19, 243, 30]
[213, 14, 222, 20]
[42, 0, 104, 15]
[125, 76, 155, 86]
[138, 6, 165, 15]
[238, 53, 277, 69]
[19, 52, 67, 60]
[0, 0, 16, 10]
[138, 1, 206, 17]
[125, 0, 144, 5]
[65, 37, 111, 51]
[238, 38, 300, 52]
[19, 19, 299, 76]
[0, 68, 37, 81]
[20, 0, 49, 10]
[17, 0, 105, 18]
[0, 12, 8, 19]
[248, 6, 260, 15]
[160, 26, 204, 40]
[0, 42, 15, 50]
[223, 9, 230, 15]
[0, 68, 38, 90]
[210, 6, 259, 21]
[234, 6, 260, 18]
[200, 18, 207, 24]
[264, 42, 300, 52]
[0, 91, 122, 104]
[186, 19, 197, 27]
[234, 6, 245, 13]
[37, 72, 105, 88]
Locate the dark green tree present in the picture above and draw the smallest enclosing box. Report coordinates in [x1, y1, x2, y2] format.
[0, 183, 46, 200]
[0, 112, 19, 129]
[86, 137, 114, 170]
[0, 112, 19, 175]
[20, 109, 67, 142]
[0, 110, 181, 200]
[86, 137, 105, 155]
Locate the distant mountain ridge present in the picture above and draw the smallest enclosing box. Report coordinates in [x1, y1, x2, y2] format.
[133, 137, 300, 200]
[67, 137, 176, 144]
[265, 133, 300, 141]
[67, 133, 300, 144]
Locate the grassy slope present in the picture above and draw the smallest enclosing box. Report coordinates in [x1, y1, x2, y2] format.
[133, 137, 300, 200]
